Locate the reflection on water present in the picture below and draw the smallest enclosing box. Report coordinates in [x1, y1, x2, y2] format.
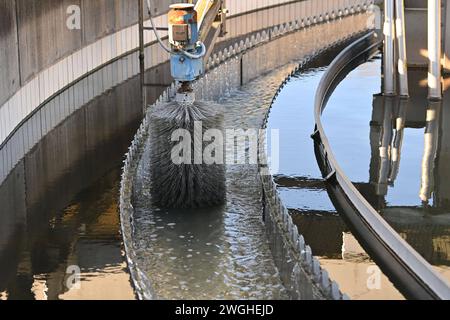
[0, 61, 172, 300]
[0, 168, 134, 300]
[266, 59, 404, 299]
[0, 82, 150, 300]
[323, 58, 450, 283]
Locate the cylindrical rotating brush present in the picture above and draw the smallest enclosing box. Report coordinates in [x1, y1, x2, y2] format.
[145, 2, 226, 208]
[149, 89, 226, 208]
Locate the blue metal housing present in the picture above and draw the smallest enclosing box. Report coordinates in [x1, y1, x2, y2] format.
[170, 51, 204, 82]
[168, 7, 203, 82]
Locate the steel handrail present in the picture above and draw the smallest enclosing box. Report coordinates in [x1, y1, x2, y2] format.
[313, 31, 450, 300]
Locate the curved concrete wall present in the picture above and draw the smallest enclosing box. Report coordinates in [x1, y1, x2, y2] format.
[0, 0, 372, 185]
[0, 0, 145, 107]
[2, 0, 340, 107]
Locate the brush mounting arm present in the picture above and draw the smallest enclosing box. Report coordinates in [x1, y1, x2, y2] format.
[166, 1, 226, 82]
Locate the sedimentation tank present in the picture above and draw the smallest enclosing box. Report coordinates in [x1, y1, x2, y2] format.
[1, 0, 450, 301]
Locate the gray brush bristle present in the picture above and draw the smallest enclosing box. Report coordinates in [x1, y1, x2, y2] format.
[149, 100, 226, 208]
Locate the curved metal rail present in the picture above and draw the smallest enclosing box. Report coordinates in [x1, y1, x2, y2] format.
[312, 31, 450, 300]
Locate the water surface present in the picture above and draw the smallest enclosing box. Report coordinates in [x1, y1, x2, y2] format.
[323, 58, 450, 283]
[266, 57, 404, 299]
[0, 168, 135, 300]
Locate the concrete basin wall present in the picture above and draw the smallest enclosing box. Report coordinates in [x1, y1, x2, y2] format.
[0, 0, 372, 186]
[401, 1, 450, 70]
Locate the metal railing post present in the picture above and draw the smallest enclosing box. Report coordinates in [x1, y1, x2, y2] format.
[395, 0, 409, 97]
[383, 0, 396, 95]
[428, 0, 442, 100]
